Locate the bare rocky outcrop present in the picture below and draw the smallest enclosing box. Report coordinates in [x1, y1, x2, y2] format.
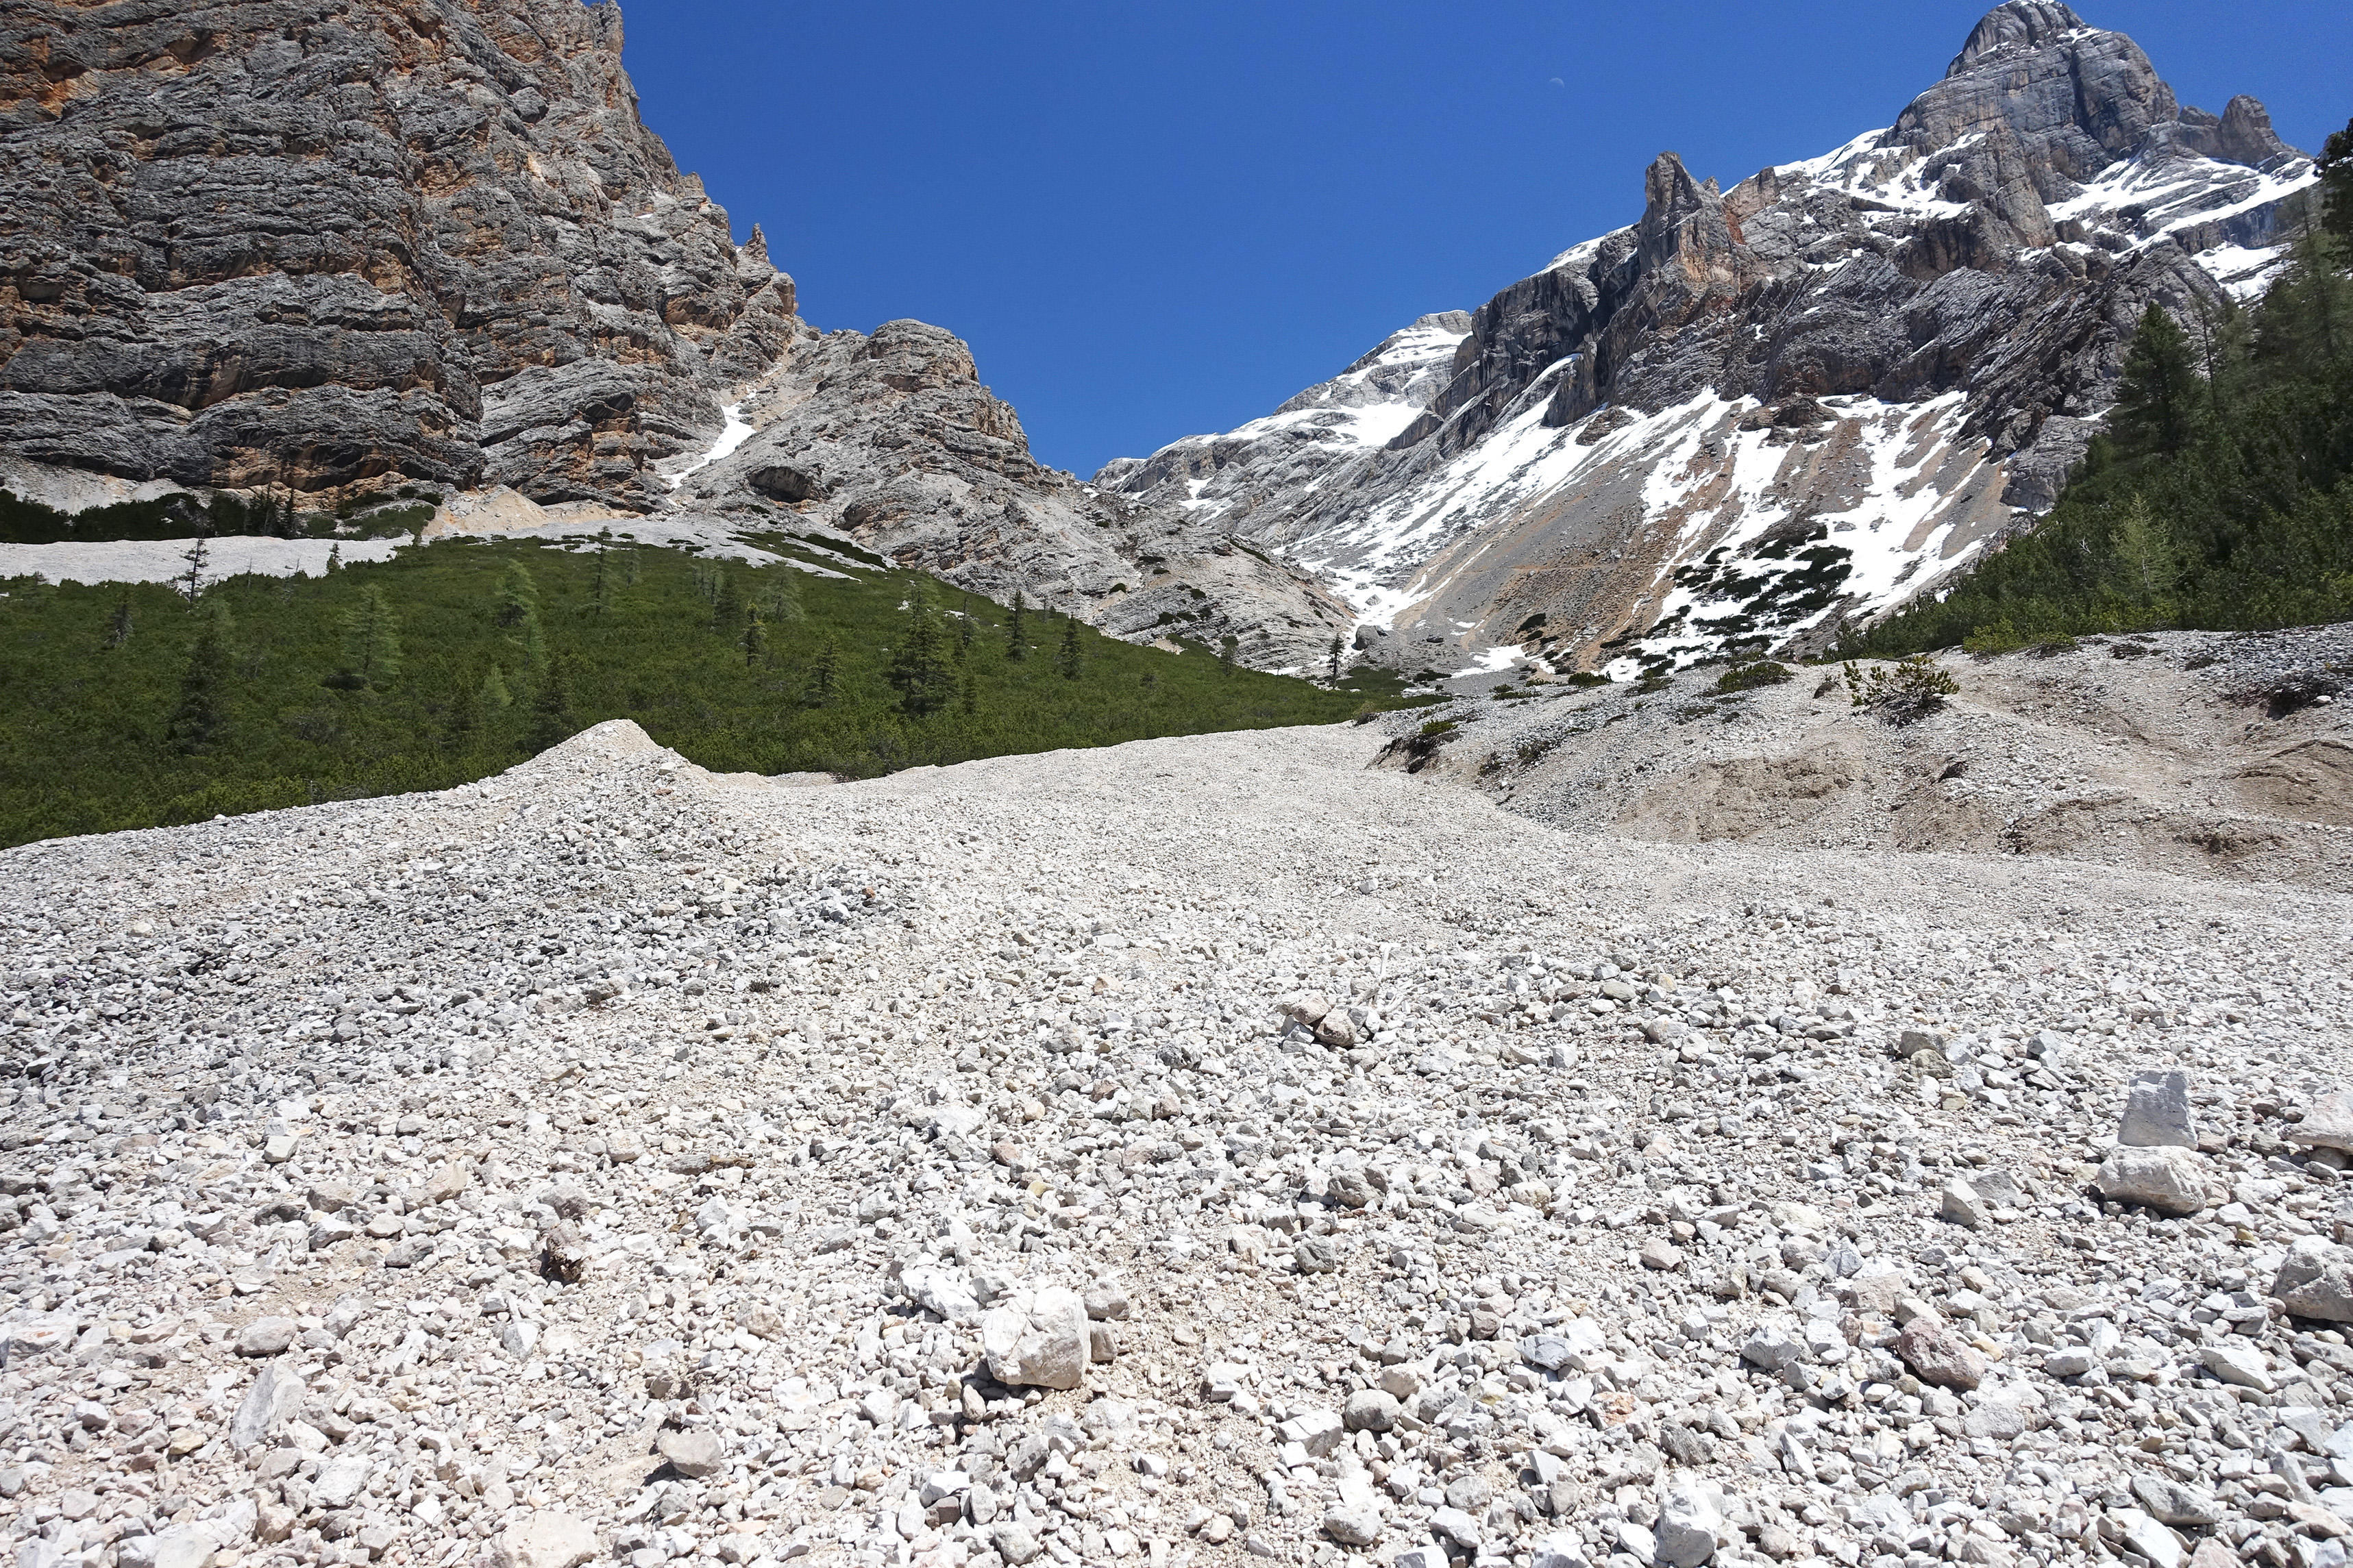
[0, 0, 1348, 665]
[1100, 3, 2317, 675]
[0, 0, 796, 509]
[663, 319, 1356, 669]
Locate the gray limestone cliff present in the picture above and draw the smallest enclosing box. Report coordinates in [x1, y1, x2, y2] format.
[0, 0, 794, 510]
[0, 0, 1348, 665]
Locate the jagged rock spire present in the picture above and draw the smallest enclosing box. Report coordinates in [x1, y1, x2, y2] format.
[1635, 152, 1738, 286]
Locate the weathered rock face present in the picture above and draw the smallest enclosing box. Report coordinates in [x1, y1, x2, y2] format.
[1098, 3, 2316, 675]
[0, 0, 796, 510]
[0, 0, 1351, 665]
[667, 320, 1355, 671]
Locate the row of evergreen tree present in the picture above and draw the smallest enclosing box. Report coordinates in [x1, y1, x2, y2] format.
[153, 540, 1167, 764]
[1853, 117, 2353, 654]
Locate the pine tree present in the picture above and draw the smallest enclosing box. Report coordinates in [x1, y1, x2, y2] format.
[497, 562, 547, 680]
[761, 569, 804, 627]
[1057, 611, 1083, 680]
[2109, 494, 2178, 606]
[2114, 301, 2201, 456]
[712, 568, 743, 632]
[1005, 589, 1027, 661]
[1219, 634, 1239, 678]
[804, 636, 842, 709]
[526, 654, 576, 753]
[1325, 634, 1344, 686]
[742, 604, 767, 667]
[955, 595, 975, 660]
[889, 581, 952, 717]
[496, 562, 539, 627]
[2320, 115, 2353, 245]
[167, 597, 235, 756]
[447, 662, 483, 741]
[336, 585, 404, 690]
[325, 541, 343, 574]
[519, 613, 549, 682]
[589, 541, 615, 621]
[179, 535, 210, 601]
[480, 662, 513, 714]
[104, 589, 133, 649]
[2185, 294, 2253, 421]
[2253, 232, 2353, 377]
[959, 668, 978, 716]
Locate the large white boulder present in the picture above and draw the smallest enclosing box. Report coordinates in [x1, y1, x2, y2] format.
[981, 1286, 1089, 1389]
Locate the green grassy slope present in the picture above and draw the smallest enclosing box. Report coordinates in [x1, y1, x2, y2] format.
[0, 532, 1418, 848]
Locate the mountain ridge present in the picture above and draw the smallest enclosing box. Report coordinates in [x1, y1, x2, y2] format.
[1098, 1, 2318, 677]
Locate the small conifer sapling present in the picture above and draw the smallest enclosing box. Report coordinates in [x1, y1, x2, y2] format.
[167, 598, 236, 755]
[804, 636, 842, 709]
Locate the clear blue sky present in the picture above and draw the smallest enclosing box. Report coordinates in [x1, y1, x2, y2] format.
[614, 1, 2349, 477]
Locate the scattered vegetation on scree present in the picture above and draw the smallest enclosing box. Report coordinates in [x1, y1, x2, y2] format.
[0, 534, 1425, 847]
[1857, 128, 2353, 654]
[1843, 654, 1959, 725]
[1712, 659, 1793, 694]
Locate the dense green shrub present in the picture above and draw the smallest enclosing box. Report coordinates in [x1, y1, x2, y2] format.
[1713, 660, 1793, 693]
[0, 536, 1424, 848]
[1843, 654, 1959, 724]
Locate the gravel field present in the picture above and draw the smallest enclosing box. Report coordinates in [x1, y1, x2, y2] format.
[3, 715, 2352, 1568]
[1392, 627, 2352, 888]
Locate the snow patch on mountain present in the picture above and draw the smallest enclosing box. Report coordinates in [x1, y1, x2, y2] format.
[665, 401, 754, 490]
[1605, 394, 1992, 676]
[1098, 5, 2316, 679]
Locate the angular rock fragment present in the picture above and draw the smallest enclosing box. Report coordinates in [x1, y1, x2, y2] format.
[2292, 1090, 2353, 1154]
[490, 1512, 600, 1568]
[1896, 1317, 1985, 1391]
[982, 1288, 1089, 1389]
[2093, 1145, 2223, 1216]
[2119, 1069, 2196, 1148]
[2274, 1239, 2353, 1323]
[658, 1428, 726, 1479]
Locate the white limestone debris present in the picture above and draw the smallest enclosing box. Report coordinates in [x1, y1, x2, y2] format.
[0, 713, 2348, 1568]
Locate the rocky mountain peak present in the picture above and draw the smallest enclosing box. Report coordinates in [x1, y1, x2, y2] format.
[1100, 3, 2317, 680]
[1896, 5, 2177, 187]
[1945, 1, 2088, 75]
[2178, 95, 2295, 170]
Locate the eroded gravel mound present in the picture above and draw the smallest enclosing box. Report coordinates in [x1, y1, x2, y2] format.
[2, 720, 2351, 1568]
[1390, 626, 2353, 888]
